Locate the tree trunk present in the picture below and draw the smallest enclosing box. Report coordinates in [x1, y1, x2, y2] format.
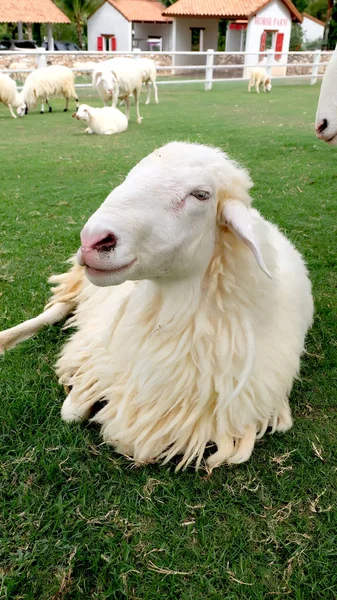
[323, 0, 334, 49]
[76, 20, 83, 48]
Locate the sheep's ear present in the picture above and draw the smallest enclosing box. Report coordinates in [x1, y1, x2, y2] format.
[94, 71, 103, 86]
[221, 200, 272, 279]
[111, 70, 119, 83]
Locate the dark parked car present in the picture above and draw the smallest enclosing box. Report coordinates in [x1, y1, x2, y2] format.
[0, 39, 38, 50]
[42, 40, 81, 51]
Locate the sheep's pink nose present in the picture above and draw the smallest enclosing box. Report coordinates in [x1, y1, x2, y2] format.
[80, 232, 118, 254]
[315, 118, 328, 137]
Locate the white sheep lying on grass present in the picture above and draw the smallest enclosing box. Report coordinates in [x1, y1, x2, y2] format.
[248, 68, 272, 93]
[72, 103, 128, 135]
[0, 72, 26, 118]
[92, 58, 143, 123]
[17, 65, 79, 115]
[0, 142, 313, 471]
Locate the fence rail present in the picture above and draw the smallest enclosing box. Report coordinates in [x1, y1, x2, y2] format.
[0, 48, 332, 90]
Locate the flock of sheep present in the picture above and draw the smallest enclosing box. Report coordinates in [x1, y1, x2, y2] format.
[2, 49, 334, 471]
[0, 59, 273, 133]
[0, 56, 158, 134]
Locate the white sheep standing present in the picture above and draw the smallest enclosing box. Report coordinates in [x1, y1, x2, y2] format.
[315, 47, 337, 143]
[92, 58, 143, 124]
[72, 103, 128, 135]
[0, 142, 313, 471]
[248, 67, 272, 93]
[17, 65, 79, 115]
[0, 72, 26, 118]
[136, 57, 159, 104]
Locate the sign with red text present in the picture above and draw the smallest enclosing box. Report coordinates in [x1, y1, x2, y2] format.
[254, 16, 289, 27]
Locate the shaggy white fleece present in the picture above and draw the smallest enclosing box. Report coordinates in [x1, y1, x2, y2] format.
[0, 142, 313, 470]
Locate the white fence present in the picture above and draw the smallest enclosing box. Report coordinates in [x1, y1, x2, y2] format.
[0, 48, 332, 90]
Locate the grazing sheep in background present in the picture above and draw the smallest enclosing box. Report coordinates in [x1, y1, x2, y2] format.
[315, 48, 337, 143]
[8, 61, 30, 83]
[18, 65, 79, 115]
[0, 72, 26, 118]
[92, 58, 143, 123]
[72, 103, 128, 135]
[73, 61, 97, 80]
[248, 68, 272, 93]
[0, 142, 313, 471]
[137, 57, 159, 104]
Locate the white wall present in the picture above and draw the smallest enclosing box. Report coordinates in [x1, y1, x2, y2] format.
[133, 23, 171, 51]
[244, 0, 292, 77]
[301, 16, 324, 43]
[226, 27, 246, 52]
[87, 2, 132, 52]
[172, 17, 219, 66]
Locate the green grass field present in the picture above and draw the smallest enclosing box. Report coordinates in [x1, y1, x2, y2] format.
[1, 81, 336, 600]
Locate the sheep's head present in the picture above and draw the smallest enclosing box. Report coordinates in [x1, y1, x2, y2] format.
[265, 79, 272, 93]
[93, 69, 118, 96]
[315, 49, 337, 143]
[72, 104, 91, 122]
[16, 93, 27, 117]
[77, 142, 270, 287]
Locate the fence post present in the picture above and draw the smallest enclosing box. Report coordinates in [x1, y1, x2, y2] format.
[266, 49, 273, 78]
[311, 49, 321, 85]
[133, 47, 141, 59]
[37, 48, 47, 69]
[205, 49, 214, 91]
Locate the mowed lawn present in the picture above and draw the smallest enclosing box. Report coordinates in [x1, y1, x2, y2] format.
[0, 81, 336, 600]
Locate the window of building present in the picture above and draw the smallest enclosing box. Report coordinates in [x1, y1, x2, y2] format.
[190, 27, 205, 51]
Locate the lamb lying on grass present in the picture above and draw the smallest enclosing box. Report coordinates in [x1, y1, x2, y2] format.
[0, 142, 313, 471]
[72, 103, 128, 135]
[248, 68, 272, 93]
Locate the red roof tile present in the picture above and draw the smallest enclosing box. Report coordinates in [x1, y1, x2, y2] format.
[94, 0, 171, 23]
[0, 0, 70, 24]
[163, 0, 302, 22]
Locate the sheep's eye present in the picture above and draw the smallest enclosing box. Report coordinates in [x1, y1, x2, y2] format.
[191, 190, 211, 201]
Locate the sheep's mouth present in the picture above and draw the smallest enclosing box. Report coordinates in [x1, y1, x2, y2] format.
[325, 134, 337, 145]
[85, 258, 137, 277]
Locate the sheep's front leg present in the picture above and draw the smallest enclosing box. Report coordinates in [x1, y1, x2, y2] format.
[0, 301, 73, 353]
[112, 82, 119, 108]
[40, 101, 45, 113]
[61, 388, 104, 423]
[153, 80, 159, 104]
[256, 82, 260, 94]
[64, 97, 69, 112]
[46, 98, 52, 113]
[124, 96, 130, 120]
[85, 127, 94, 134]
[8, 104, 17, 118]
[145, 81, 151, 105]
[134, 87, 143, 124]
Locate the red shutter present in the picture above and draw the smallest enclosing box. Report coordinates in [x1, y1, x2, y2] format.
[97, 36, 103, 51]
[259, 31, 267, 52]
[111, 36, 117, 51]
[275, 32, 284, 60]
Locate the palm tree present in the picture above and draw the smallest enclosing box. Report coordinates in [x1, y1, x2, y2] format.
[61, 0, 100, 48]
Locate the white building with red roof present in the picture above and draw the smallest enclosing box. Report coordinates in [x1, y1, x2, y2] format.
[301, 12, 325, 44]
[87, 0, 302, 76]
[87, 0, 172, 52]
